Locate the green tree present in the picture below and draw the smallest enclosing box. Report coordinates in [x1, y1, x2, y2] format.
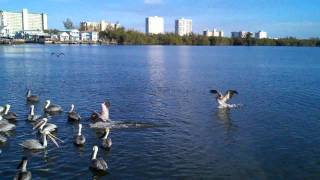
[63, 18, 75, 30]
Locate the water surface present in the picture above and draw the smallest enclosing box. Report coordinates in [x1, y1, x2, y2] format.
[0, 45, 320, 179]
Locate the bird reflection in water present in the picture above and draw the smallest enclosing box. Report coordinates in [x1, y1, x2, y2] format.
[215, 108, 234, 132]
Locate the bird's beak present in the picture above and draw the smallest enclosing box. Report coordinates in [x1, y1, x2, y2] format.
[48, 134, 59, 148]
[33, 120, 45, 130]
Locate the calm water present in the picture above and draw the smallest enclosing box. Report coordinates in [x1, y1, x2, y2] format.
[0, 45, 320, 179]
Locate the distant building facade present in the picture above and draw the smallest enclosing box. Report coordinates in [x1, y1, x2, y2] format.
[231, 31, 249, 38]
[203, 28, 224, 37]
[80, 20, 120, 32]
[0, 8, 48, 37]
[145, 16, 164, 35]
[255, 31, 267, 39]
[80, 32, 98, 41]
[175, 18, 192, 36]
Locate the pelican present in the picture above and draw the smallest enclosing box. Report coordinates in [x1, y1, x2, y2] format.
[0, 105, 4, 115]
[27, 105, 41, 121]
[101, 128, 112, 150]
[2, 104, 17, 121]
[210, 90, 239, 108]
[90, 145, 108, 172]
[44, 100, 63, 114]
[74, 123, 85, 146]
[68, 104, 81, 121]
[33, 118, 57, 133]
[14, 157, 31, 180]
[26, 89, 39, 103]
[20, 130, 59, 150]
[0, 134, 7, 143]
[91, 101, 110, 122]
[0, 120, 16, 132]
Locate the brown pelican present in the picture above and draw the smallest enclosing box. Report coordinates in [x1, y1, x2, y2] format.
[74, 123, 85, 146]
[210, 90, 239, 108]
[44, 100, 63, 114]
[2, 104, 17, 121]
[27, 105, 41, 121]
[90, 145, 108, 172]
[0, 117, 16, 132]
[14, 157, 31, 180]
[0, 134, 7, 143]
[68, 104, 81, 121]
[91, 101, 110, 122]
[33, 118, 57, 133]
[20, 130, 59, 150]
[26, 89, 39, 103]
[101, 128, 112, 150]
[0, 105, 4, 115]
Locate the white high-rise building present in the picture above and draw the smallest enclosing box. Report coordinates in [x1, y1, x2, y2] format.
[255, 31, 267, 39]
[0, 8, 48, 37]
[145, 16, 164, 35]
[203, 28, 224, 37]
[175, 18, 192, 36]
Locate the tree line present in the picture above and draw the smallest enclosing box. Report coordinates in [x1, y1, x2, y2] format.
[98, 27, 320, 46]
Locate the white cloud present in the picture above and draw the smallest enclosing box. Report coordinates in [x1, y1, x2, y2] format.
[144, 0, 163, 5]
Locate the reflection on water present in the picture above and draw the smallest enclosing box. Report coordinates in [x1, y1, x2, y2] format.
[216, 108, 233, 131]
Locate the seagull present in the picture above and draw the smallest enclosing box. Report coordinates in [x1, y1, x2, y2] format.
[90, 101, 111, 122]
[210, 90, 239, 108]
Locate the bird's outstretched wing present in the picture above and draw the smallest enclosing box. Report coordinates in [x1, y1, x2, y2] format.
[210, 90, 223, 98]
[222, 90, 238, 102]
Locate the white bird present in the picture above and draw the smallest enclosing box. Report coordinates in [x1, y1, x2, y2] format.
[74, 123, 85, 146]
[90, 101, 111, 122]
[44, 100, 63, 114]
[2, 104, 17, 121]
[90, 145, 108, 173]
[27, 105, 41, 121]
[20, 130, 59, 150]
[0, 134, 7, 143]
[14, 156, 32, 180]
[210, 90, 239, 108]
[0, 105, 4, 115]
[33, 118, 57, 133]
[68, 104, 81, 121]
[101, 127, 112, 150]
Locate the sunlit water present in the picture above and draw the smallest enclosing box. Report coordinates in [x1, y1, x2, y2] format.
[0, 45, 320, 179]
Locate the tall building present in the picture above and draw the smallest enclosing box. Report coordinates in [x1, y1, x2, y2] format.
[231, 31, 249, 38]
[175, 18, 192, 36]
[203, 28, 224, 37]
[80, 20, 120, 32]
[145, 16, 164, 35]
[255, 31, 267, 39]
[0, 8, 48, 37]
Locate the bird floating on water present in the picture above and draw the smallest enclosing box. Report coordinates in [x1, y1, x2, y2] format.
[44, 100, 63, 114]
[2, 104, 17, 121]
[27, 105, 41, 122]
[74, 123, 85, 146]
[101, 127, 112, 150]
[14, 156, 32, 180]
[91, 101, 111, 122]
[26, 89, 39, 103]
[20, 130, 59, 150]
[68, 104, 81, 121]
[33, 118, 57, 133]
[90, 145, 108, 173]
[210, 90, 240, 108]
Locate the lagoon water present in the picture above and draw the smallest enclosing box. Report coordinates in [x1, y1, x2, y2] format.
[0, 45, 320, 179]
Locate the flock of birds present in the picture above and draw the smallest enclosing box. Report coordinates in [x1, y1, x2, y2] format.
[0, 88, 239, 179]
[0, 90, 114, 179]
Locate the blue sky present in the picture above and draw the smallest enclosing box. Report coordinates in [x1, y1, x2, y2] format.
[1, 0, 320, 38]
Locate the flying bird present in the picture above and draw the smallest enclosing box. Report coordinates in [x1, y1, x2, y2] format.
[210, 90, 239, 108]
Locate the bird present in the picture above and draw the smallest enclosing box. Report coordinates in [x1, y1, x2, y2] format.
[0, 117, 16, 132]
[14, 156, 32, 180]
[44, 100, 63, 114]
[51, 52, 65, 57]
[0, 105, 4, 115]
[74, 123, 85, 146]
[90, 101, 111, 122]
[2, 104, 17, 121]
[33, 118, 57, 133]
[90, 145, 108, 173]
[0, 134, 7, 143]
[20, 130, 59, 150]
[210, 90, 239, 108]
[27, 105, 41, 121]
[101, 127, 112, 150]
[26, 89, 39, 103]
[68, 104, 81, 121]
